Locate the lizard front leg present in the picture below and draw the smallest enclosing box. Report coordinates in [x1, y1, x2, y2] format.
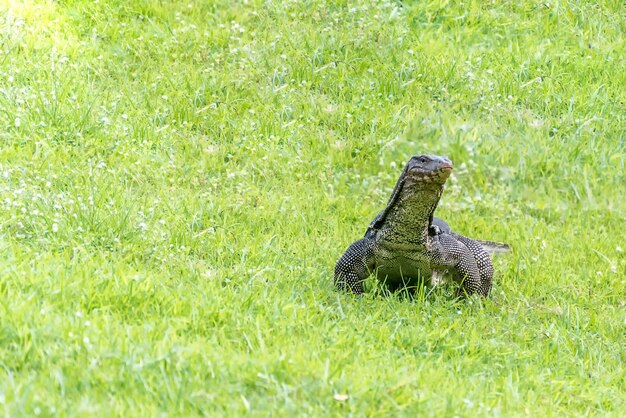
[334, 238, 376, 295]
[452, 233, 494, 295]
[429, 234, 487, 296]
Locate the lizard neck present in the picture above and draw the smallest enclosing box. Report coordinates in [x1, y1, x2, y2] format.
[379, 184, 443, 245]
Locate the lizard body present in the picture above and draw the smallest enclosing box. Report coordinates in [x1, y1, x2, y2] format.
[334, 155, 509, 297]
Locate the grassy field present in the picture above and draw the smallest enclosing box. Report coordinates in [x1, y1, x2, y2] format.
[1, 0, 625, 416]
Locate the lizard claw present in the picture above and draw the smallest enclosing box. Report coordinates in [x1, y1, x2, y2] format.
[429, 224, 443, 236]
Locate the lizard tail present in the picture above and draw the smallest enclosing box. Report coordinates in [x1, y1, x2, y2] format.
[475, 240, 511, 254]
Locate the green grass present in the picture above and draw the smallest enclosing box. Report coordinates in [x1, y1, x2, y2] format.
[1, 0, 625, 415]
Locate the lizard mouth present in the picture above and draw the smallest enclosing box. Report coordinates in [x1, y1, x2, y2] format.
[406, 168, 452, 184]
[407, 163, 452, 175]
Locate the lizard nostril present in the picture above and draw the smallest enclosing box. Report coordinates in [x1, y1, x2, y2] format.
[439, 158, 453, 170]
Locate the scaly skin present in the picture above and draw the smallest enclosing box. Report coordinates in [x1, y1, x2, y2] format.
[335, 155, 506, 297]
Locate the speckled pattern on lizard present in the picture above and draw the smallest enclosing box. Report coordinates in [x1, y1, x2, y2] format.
[334, 154, 509, 297]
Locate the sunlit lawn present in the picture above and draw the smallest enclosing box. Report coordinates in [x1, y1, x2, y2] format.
[0, 0, 624, 415]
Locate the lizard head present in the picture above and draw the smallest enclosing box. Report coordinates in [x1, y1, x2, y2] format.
[404, 154, 453, 186]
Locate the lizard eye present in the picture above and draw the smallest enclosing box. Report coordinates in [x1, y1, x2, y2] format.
[419, 157, 427, 163]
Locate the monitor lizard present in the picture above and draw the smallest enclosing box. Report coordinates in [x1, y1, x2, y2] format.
[334, 154, 509, 297]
